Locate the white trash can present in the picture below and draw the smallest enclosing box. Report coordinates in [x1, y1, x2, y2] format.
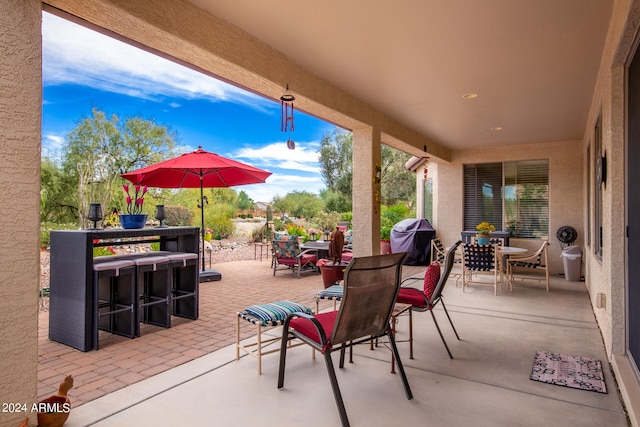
[561, 246, 582, 281]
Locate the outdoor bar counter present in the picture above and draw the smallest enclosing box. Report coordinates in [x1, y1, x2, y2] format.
[49, 227, 199, 351]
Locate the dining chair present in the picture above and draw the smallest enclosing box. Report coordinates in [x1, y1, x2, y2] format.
[430, 238, 447, 263]
[277, 252, 412, 427]
[462, 243, 500, 295]
[397, 241, 462, 359]
[431, 238, 465, 286]
[506, 241, 550, 291]
[271, 233, 318, 278]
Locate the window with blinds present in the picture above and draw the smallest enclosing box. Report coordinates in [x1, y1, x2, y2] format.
[464, 160, 549, 238]
[464, 163, 503, 232]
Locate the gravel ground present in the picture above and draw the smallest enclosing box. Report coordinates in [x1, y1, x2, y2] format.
[39, 237, 257, 312]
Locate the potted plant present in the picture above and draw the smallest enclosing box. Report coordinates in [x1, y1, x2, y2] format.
[120, 180, 148, 229]
[380, 223, 393, 255]
[317, 227, 347, 288]
[476, 221, 496, 245]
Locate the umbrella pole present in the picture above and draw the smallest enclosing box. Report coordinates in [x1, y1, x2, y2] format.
[200, 180, 206, 272]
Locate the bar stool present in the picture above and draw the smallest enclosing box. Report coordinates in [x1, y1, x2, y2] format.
[165, 252, 199, 320]
[92, 259, 137, 350]
[133, 255, 172, 336]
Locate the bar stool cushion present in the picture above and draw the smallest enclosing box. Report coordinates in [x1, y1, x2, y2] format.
[166, 252, 198, 267]
[133, 255, 171, 269]
[92, 259, 135, 274]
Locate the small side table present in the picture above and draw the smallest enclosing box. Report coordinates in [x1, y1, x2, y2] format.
[254, 242, 270, 261]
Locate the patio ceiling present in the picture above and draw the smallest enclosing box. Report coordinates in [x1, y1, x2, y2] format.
[189, 0, 613, 150]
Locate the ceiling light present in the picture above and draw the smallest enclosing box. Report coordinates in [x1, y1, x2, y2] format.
[462, 93, 478, 99]
[490, 126, 503, 132]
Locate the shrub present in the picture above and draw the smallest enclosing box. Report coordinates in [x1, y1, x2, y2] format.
[209, 212, 235, 238]
[312, 210, 341, 232]
[93, 245, 115, 257]
[164, 206, 194, 226]
[340, 212, 353, 222]
[40, 222, 78, 249]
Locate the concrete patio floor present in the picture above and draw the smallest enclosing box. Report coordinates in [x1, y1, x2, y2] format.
[41, 258, 629, 426]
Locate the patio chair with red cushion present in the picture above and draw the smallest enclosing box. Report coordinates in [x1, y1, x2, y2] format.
[277, 252, 412, 427]
[271, 233, 318, 278]
[396, 240, 462, 359]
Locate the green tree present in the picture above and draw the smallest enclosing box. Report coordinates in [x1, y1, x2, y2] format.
[320, 189, 352, 213]
[272, 191, 323, 219]
[60, 108, 177, 226]
[40, 158, 77, 223]
[318, 128, 416, 209]
[237, 190, 254, 210]
[380, 144, 416, 206]
[318, 128, 353, 200]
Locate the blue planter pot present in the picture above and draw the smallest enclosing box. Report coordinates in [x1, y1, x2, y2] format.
[119, 214, 148, 229]
[476, 236, 490, 245]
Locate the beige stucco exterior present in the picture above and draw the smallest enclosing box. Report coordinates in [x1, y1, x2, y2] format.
[0, 0, 42, 425]
[1, 0, 640, 425]
[426, 139, 583, 276]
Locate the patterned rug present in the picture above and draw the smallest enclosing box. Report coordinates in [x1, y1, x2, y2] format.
[530, 350, 607, 393]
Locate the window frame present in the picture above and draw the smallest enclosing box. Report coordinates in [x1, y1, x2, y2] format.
[464, 160, 549, 239]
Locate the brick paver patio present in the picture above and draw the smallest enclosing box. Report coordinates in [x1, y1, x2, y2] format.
[38, 257, 407, 407]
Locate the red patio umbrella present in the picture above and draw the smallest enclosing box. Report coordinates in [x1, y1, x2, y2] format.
[122, 146, 272, 278]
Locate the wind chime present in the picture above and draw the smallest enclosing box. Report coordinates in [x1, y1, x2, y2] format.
[280, 84, 295, 150]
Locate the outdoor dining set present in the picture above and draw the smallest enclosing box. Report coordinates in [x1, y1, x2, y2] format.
[234, 230, 550, 426]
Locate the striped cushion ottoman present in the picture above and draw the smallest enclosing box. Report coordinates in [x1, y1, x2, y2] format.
[236, 300, 312, 374]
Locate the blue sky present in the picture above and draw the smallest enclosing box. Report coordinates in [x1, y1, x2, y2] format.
[41, 12, 337, 203]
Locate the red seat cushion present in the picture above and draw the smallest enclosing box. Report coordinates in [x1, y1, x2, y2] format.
[397, 287, 427, 307]
[276, 257, 298, 265]
[277, 254, 317, 265]
[301, 254, 317, 263]
[396, 261, 440, 308]
[290, 311, 338, 344]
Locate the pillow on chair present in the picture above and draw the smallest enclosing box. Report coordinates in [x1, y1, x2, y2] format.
[423, 261, 441, 300]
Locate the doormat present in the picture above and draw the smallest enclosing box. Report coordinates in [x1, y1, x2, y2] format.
[530, 350, 607, 393]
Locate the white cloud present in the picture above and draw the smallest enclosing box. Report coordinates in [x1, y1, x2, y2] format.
[233, 141, 320, 173]
[42, 133, 65, 160]
[42, 12, 270, 112]
[40, 12, 332, 203]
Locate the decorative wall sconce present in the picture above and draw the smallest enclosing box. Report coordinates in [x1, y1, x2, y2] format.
[280, 84, 296, 150]
[374, 164, 381, 184]
[155, 204, 167, 228]
[87, 203, 103, 229]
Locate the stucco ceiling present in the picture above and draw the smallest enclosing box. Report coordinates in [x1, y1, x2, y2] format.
[189, 0, 613, 150]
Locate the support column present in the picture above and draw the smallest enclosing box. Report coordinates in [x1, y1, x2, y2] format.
[0, 1, 42, 425]
[352, 127, 381, 256]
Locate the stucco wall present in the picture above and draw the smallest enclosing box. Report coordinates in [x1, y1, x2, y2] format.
[428, 139, 583, 276]
[0, 1, 42, 425]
